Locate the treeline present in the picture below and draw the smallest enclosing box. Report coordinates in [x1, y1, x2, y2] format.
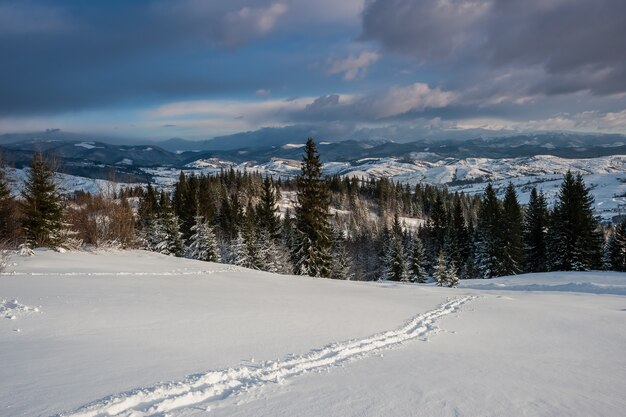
[1, 140, 624, 282]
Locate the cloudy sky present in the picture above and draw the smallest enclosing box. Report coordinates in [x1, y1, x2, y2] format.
[1, 0, 625, 141]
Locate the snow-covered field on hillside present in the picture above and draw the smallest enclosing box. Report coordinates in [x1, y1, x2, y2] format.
[1, 250, 625, 417]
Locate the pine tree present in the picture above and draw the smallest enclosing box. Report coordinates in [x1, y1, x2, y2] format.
[608, 220, 626, 271]
[548, 171, 602, 271]
[256, 230, 290, 273]
[330, 227, 352, 280]
[501, 183, 524, 275]
[0, 162, 15, 243]
[384, 214, 408, 281]
[474, 183, 504, 278]
[293, 138, 333, 277]
[444, 194, 469, 278]
[257, 176, 281, 240]
[447, 261, 459, 288]
[409, 234, 427, 283]
[21, 152, 64, 248]
[429, 194, 447, 254]
[234, 210, 262, 269]
[187, 215, 220, 262]
[523, 187, 548, 272]
[153, 194, 184, 257]
[434, 250, 448, 287]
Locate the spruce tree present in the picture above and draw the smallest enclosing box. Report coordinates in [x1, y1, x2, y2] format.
[429, 194, 447, 254]
[154, 193, 184, 257]
[234, 209, 262, 269]
[0, 163, 15, 243]
[501, 183, 524, 275]
[548, 171, 602, 271]
[474, 183, 504, 278]
[608, 220, 626, 271]
[384, 213, 408, 281]
[21, 152, 63, 248]
[256, 230, 288, 273]
[434, 250, 448, 287]
[444, 194, 469, 277]
[330, 227, 352, 280]
[409, 234, 427, 283]
[187, 215, 220, 262]
[523, 187, 549, 272]
[293, 138, 332, 277]
[257, 176, 281, 240]
[447, 261, 459, 288]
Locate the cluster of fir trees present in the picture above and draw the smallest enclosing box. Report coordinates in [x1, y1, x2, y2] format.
[136, 139, 350, 278]
[420, 172, 604, 281]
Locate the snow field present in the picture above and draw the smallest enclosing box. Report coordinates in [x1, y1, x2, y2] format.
[62, 296, 474, 417]
[1, 250, 626, 417]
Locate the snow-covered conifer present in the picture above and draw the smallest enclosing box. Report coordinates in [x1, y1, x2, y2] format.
[187, 215, 220, 262]
[434, 250, 448, 287]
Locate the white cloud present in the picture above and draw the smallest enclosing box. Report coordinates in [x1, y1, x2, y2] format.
[222, 3, 288, 41]
[328, 51, 381, 81]
[455, 109, 626, 133]
[152, 1, 288, 46]
[370, 83, 457, 118]
[147, 83, 457, 129]
[147, 96, 314, 126]
[256, 89, 272, 97]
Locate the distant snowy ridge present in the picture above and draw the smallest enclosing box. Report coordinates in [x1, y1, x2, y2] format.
[462, 272, 626, 295]
[58, 296, 475, 417]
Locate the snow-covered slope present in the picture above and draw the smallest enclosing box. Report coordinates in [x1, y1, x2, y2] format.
[1, 250, 625, 417]
[5, 168, 132, 196]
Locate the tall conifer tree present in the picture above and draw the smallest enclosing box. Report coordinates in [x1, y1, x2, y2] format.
[0, 162, 15, 243]
[257, 176, 281, 240]
[548, 171, 602, 271]
[21, 152, 63, 248]
[501, 183, 524, 275]
[293, 138, 332, 277]
[474, 183, 504, 278]
[523, 187, 548, 272]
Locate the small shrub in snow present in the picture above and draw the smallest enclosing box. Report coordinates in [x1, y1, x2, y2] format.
[18, 244, 34, 257]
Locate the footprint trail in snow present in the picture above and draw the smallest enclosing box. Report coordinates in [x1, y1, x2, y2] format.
[58, 295, 475, 417]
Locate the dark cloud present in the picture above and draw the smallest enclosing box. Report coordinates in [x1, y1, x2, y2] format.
[361, 0, 626, 96]
[0, 0, 287, 116]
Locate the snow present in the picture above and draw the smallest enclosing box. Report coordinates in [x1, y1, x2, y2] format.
[74, 142, 103, 150]
[2, 251, 625, 417]
[1, 298, 40, 319]
[5, 167, 133, 196]
[116, 158, 133, 165]
[281, 143, 306, 149]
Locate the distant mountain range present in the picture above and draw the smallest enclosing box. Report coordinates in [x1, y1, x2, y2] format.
[2, 131, 626, 180]
[3, 131, 626, 220]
